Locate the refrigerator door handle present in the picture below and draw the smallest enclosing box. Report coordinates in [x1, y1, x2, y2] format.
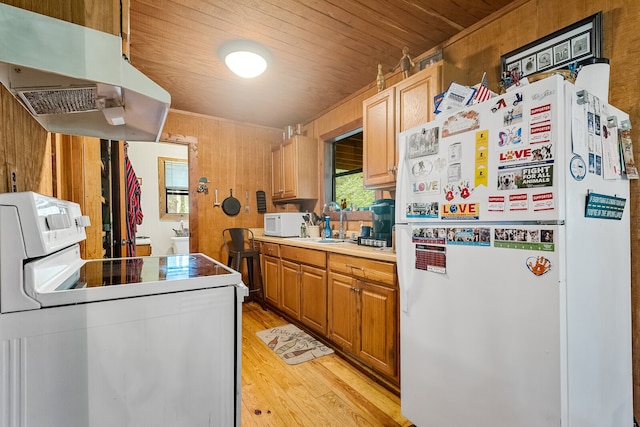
[396, 226, 410, 313]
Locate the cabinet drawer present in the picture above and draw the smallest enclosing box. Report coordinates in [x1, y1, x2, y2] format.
[329, 253, 395, 286]
[262, 242, 280, 258]
[280, 245, 326, 268]
[135, 244, 151, 256]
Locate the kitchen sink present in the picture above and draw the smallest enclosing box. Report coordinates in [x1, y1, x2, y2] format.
[315, 238, 345, 244]
[288, 237, 357, 244]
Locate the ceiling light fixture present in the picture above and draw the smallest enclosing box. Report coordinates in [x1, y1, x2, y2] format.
[218, 40, 270, 79]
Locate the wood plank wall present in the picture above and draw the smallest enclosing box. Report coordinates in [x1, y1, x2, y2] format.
[162, 110, 281, 263]
[0, 0, 120, 35]
[55, 134, 104, 259]
[0, 86, 52, 195]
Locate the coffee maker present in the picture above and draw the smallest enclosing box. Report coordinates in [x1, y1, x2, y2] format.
[359, 198, 395, 247]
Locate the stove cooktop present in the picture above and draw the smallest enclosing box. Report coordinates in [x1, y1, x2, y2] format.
[58, 254, 233, 290]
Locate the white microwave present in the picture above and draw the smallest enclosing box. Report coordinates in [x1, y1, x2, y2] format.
[264, 212, 305, 237]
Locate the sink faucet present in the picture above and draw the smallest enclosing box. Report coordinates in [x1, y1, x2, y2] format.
[323, 201, 346, 239]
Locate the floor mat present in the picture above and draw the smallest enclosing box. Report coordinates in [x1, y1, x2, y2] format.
[256, 324, 334, 365]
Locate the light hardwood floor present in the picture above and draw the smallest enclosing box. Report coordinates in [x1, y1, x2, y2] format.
[241, 302, 414, 427]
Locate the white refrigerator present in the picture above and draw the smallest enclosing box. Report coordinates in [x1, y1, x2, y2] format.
[395, 75, 633, 427]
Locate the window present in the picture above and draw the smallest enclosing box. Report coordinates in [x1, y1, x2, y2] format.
[333, 130, 375, 209]
[158, 157, 189, 219]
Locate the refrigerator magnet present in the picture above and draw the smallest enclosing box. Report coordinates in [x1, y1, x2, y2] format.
[526, 256, 552, 276]
[569, 155, 586, 181]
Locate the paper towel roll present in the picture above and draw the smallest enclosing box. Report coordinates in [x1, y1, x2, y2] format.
[575, 57, 610, 103]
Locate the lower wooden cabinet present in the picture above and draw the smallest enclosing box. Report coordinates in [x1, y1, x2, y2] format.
[328, 253, 398, 379]
[259, 242, 398, 383]
[327, 272, 358, 351]
[299, 264, 328, 335]
[281, 259, 301, 318]
[358, 279, 397, 377]
[263, 255, 281, 306]
[280, 245, 328, 335]
[262, 243, 281, 307]
[135, 244, 152, 256]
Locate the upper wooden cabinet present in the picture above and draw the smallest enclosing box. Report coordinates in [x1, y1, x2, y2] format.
[363, 62, 442, 189]
[271, 135, 318, 201]
[363, 86, 396, 188]
[396, 62, 442, 132]
[271, 144, 284, 199]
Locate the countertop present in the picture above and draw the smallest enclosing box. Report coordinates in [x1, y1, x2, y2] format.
[135, 237, 152, 245]
[251, 229, 396, 263]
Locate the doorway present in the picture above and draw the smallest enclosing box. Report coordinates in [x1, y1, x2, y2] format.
[123, 141, 191, 256]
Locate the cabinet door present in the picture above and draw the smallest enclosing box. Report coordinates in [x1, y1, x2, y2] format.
[263, 255, 281, 307]
[270, 136, 318, 201]
[281, 139, 297, 199]
[396, 62, 442, 132]
[357, 279, 397, 378]
[271, 145, 283, 199]
[363, 87, 396, 188]
[135, 244, 151, 256]
[328, 272, 357, 353]
[280, 259, 301, 319]
[300, 264, 327, 335]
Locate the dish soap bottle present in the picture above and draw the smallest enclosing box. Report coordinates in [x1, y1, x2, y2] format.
[324, 217, 332, 238]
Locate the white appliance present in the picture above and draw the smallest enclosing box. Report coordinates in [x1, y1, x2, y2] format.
[395, 75, 633, 427]
[0, 3, 170, 142]
[263, 212, 306, 237]
[0, 192, 248, 427]
[172, 235, 190, 253]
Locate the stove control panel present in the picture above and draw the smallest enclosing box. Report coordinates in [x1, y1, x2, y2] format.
[0, 192, 87, 258]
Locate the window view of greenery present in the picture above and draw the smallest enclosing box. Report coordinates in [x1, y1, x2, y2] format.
[333, 132, 375, 209]
[164, 160, 189, 214]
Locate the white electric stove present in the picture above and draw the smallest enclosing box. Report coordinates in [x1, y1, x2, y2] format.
[0, 192, 247, 427]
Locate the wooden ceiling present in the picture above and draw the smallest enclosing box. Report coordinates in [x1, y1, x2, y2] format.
[129, 0, 517, 129]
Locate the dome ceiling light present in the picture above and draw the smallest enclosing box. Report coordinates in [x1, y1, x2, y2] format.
[218, 40, 270, 78]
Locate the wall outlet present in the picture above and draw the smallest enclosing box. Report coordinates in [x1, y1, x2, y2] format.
[6, 164, 17, 192]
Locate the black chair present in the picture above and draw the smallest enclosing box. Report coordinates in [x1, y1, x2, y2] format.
[222, 228, 265, 309]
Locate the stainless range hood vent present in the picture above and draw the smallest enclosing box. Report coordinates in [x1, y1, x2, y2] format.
[0, 4, 171, 142]
[18, 86, 98, 115]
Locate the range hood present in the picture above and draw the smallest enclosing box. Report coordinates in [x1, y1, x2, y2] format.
[0, 3, 170, 142]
